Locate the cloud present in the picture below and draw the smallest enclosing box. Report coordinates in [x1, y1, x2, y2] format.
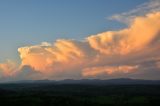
[157, 62, 160, 69]
[14, 65, 43, 80]
[82, 65, 139, 77]
[18, 40, 95, 74]
[16, 12, 160, 80]
[0, 60, 17, 78]
[109, 0, 160, 24]
[89, 12, 160, 55]
[0, 10, 160, 80]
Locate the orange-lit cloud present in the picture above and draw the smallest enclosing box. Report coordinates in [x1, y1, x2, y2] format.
[82, 65, 138, 77]
[88, 12, 160, 55]
[18, 40, 95, 74]
[0, 12, 160, 81]
[0, 60, 17, 77]
[17, 12, 160, 78]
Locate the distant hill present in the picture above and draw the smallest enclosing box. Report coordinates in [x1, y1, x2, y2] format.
[3, 78, 160, 85]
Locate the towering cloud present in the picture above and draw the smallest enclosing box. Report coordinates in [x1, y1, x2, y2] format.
[18, 40, 95, 74]
[88, 12, 160, 55]
[14, 12, 160, 80]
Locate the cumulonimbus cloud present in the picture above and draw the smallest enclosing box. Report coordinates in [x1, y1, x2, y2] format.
[16, 12, 160, 79]
[0, 11, 160, 81]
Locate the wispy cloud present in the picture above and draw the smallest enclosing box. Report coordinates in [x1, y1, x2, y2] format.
[109, 0, 160, 24]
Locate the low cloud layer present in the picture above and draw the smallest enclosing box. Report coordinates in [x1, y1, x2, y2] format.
[82, 65, 138, 77]
[0, 11, 160, 81]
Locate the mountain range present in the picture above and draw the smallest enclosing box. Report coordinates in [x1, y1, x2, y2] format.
[5, 78, 160, 85]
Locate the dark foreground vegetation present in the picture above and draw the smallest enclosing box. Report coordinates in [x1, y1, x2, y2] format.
[0, 79, 160, 106]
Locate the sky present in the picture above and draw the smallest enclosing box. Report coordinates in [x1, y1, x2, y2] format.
[0, 0, 146, 62]
[0, 0, 160, 81]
